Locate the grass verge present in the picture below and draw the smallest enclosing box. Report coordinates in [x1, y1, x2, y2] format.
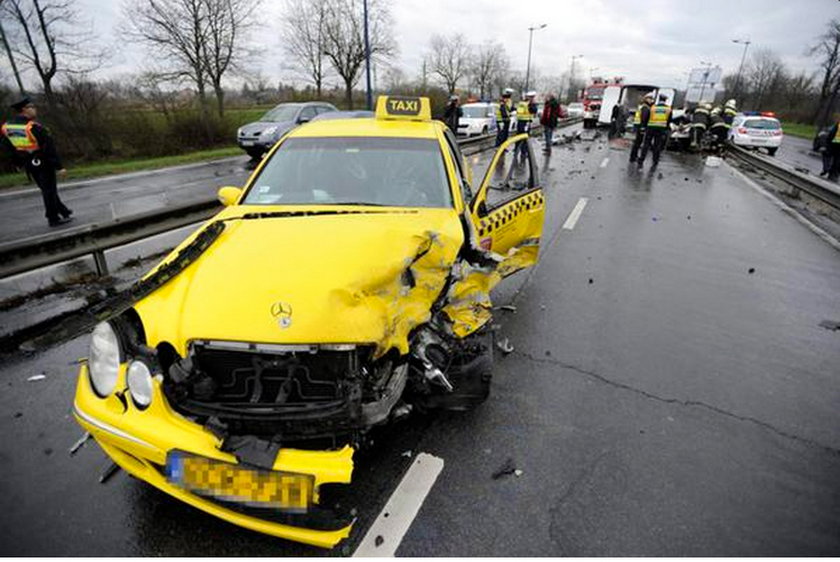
[0, 145, 244, 190]
[783, 122, 817, 140]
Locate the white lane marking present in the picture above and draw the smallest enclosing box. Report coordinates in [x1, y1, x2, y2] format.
[562, 197, 589, 230]
[599, 157, 610, 168]
[353, 453, 444, 557]
[724, 162, 840, 252]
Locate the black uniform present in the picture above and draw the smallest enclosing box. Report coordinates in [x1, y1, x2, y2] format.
[827, 122, 840, 182]
[629, 103, 651, 163]
[1, 114, 72, 225]
[443, 101, 462, 134]
[496, 97, 512, 146]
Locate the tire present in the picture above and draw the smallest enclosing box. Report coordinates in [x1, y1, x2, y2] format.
[482, 126, 488, 135]
[767, 147, 777, 156]
[583, 119, 593, 129]
[245, 148, 264, 160]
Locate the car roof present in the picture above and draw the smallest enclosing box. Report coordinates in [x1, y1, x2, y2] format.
[289, 117, 441, 140]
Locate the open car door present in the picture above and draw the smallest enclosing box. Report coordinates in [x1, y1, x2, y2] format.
[467, 133, 545, 277]
[598, 85, 623, 126]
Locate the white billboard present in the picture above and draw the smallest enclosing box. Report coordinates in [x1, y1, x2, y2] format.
[686, 66, 722, 104]
[688, 67, 722, 85]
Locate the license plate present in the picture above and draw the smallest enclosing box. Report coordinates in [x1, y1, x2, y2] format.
[240, 140, 255, 146]
[166, 451, 313, 511]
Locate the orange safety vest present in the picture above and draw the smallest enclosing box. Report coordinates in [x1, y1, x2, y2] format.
[1, 121, 40, 153]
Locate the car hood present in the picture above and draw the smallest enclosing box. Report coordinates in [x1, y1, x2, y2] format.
[239, 120, 294, 137]
[135, 207, 465, 357]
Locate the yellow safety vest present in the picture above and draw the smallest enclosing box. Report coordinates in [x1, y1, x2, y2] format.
[724, 107, 737, 118]
[495, 99, 512, 121]
[1, 121, 39, 152]
[516, 101, 531, 120]
[648, 104, 670, 128]
[632, 104, 644, 125]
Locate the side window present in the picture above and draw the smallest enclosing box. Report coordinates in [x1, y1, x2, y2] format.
[484, 143, 538, 211]
[442, 128, 471, 202]
[299, 106, 317, 122]
[317, 106, 335, 115]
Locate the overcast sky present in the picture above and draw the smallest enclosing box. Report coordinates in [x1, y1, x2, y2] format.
[68, 0, 838, 92]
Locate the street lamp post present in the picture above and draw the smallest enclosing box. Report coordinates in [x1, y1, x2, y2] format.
[524, 24, 547, 93]
[732, 38, 751, 102]
[568, 54, 583, 102]
[363, 0, 372, 110]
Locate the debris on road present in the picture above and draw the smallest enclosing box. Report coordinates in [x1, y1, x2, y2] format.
[794, 166, 809, 174]
[588, 278, 594, 284]
[498, 304, 517, 312]
[401, 450, 413, 458]
[375, 535, 384, 547]
[748, 267, 756, 274]
[514, 469, 523, 477]
[492, 458, 518, 479]
[496, 337, 514, 355]
[99, 461, 121, 484]
[69, 432, 91, 456]
[819, 320, 840, 331]
[27, 374, 46, 382]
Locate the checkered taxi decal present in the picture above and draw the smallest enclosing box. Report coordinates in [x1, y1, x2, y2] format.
[477, 190, 544, 236]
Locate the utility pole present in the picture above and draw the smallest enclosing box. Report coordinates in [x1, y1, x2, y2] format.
[363, 0, 372, 110]
[524, 24, 547, 94]
[568, 54, 583, 102]
[0, 22, 25, 97]
[732, 38, 751, 103]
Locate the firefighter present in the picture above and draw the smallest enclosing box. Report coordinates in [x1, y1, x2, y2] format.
[443, 94, 462, 133]
[709, 106, 729, 151]
[690, 102, 711, 150]
[0, 97, 73, 227]
[495, 88, 514, 146]
[629, 92, 654, 163]
[723, 99, 738, 126]
[637, 94, 671, 169]
[515, 91, 537, 157]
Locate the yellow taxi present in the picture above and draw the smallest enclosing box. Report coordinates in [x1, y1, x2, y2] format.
[72, 96, 545, 548]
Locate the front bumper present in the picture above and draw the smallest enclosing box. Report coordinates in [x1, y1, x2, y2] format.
[730, 134, 782, 148]
[73, 364, 354, 548]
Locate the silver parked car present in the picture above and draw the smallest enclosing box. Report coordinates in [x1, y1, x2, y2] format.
[237, 102, 338, 159]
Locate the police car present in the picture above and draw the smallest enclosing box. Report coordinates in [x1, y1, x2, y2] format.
[71, 96, 545, 548]
[728, 111, 783, 156]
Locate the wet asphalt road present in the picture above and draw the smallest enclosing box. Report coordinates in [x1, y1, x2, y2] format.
[775, 133, 822, 176]
[0, 156, 252, 243]
[1, 133, 840, 555]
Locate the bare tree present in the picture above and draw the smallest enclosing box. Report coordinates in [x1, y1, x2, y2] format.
[470, 40, 507, 99]
[810, 18, 840, 125]
[745, 48, 785, 108]
[428, 33, 470, 93]
[202, 0, 260, 117]
[1, 0, 104, 106]
[123, 0, 212, 121]
[322, 0, 396, 109]
[0, 19, 26, 96]
[281, 0, 330, 97]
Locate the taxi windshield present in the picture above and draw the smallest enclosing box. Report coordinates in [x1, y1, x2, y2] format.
[462, 106, 490, 118]
[261, 105, 301, 122]
[243, 137, 453, 208]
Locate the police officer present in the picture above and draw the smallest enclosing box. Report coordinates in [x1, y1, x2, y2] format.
[690, 102, 711, 150]
[827, 120, 840, 182]
[629, 92, 654, 163]
[443, 95, 462, 134]
[637, 94, 671, 169]
[1, 97, 72, 226]
[495, 88, 514, 146]
[515, 91, 537, 157]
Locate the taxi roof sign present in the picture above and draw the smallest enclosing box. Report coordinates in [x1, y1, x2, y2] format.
[375, 95, 431, 121]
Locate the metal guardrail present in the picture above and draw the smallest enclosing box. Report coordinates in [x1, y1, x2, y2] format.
[727, 144, 840, 211]
[0, 118, 583, 279]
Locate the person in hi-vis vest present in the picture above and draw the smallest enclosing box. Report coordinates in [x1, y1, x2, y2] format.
[629, 92, 654, 163]
[0, 97, 73, 227]
[637, 94, 672, 169]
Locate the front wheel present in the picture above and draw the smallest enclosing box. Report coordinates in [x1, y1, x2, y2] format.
[766, 147, 778, 156]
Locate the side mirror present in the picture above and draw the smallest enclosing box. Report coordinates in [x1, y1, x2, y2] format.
[217, 186, 242, 207]
[298, 116, 311, 124]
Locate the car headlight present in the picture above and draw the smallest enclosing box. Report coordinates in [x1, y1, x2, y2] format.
[89, 322, 120, 397]
[261, 126, 278, 137]
[127, 360, 153, 408]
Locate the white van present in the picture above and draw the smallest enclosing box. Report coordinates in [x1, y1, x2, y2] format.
[457, 102, 499, 137]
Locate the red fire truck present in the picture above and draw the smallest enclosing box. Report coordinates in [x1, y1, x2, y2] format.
[582, 77, 624, 129]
